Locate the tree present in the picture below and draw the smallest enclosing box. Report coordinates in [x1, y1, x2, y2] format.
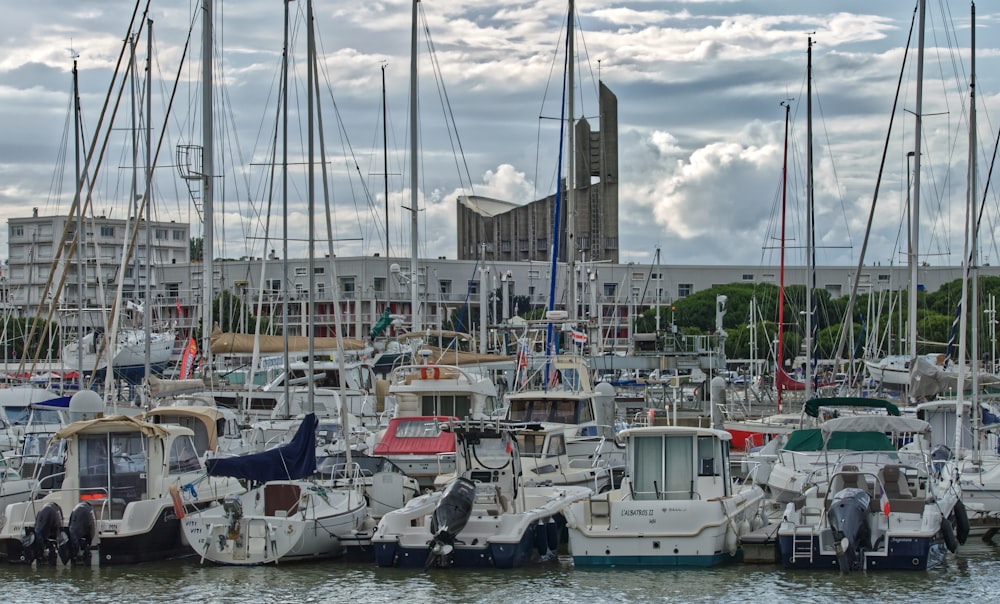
[190, 237, 203, 261]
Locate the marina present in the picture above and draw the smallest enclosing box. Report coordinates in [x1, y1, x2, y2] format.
[5, 0, 1000, 599]
[2, 542, 1000, 604]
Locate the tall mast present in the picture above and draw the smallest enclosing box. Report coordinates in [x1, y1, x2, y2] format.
[566, 0, 576, 321]
[73, 56, 84, 389]
[281, 0, 291, 413]
[908, 0, 926, 396]
[201, 0, 215, 375]
[961, 0, 977, 459]
[409, 0, 420, 332]
[382, 64, 391, 309]
[778, 101, 790, 413]
[306, 0, 316, 414]
[804, 36, 814, 400]
[144, 18, 153, 385]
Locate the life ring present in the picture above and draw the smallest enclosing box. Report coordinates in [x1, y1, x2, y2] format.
[940, 516, 958, 553]
[420, 364, 440, 380]
[169, 484, 185, 520]
[954, 499, 970, 545]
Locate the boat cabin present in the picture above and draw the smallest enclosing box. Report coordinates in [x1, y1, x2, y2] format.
[622, 426, 733, 501]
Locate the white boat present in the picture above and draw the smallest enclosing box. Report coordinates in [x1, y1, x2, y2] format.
[181, 415, 369, 565]
[0, 414, 244, 565]
[776, 415, 966, 571]
[62, 325, 174, 383]
[372, 420, 592, 568]
[505, 354, 626, 488]
[371, 362, 503, 488]
[564, 425, 765, 567]
[0, 450, 34, 515]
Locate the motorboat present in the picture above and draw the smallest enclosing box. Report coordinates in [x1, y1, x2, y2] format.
[372, 420, 592, 569]
[372, 416, 456, 490]
[564, 425, 765, 567]
[0, 414, 244, 565]
[777, 415, 967, 571]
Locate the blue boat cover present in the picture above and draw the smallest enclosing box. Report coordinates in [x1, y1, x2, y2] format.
[206, 413, 317, 483]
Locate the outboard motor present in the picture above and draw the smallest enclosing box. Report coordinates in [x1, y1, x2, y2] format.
[426, 477, 476, 567]
[827, 487, 871, 573]
[66, 502, 97, 566]
[21, 502, 65, 566]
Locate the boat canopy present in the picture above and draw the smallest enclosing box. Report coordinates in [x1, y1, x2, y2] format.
[372, 416, 457, 456]
[206, 413, 317, 484]
[803, 397, 900, 417]
[782, 428, 896, 453]
[820, 415, 930, 440]
[54, 414, 171, 440]
[210, 326, 365, 354]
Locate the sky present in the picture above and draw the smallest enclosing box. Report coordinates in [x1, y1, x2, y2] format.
[1, 0, 999, 270]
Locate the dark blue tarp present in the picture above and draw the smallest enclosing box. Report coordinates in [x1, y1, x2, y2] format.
[206, 413, 317, 483]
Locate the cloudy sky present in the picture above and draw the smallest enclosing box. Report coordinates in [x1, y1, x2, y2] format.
[2, 0, 998, 270]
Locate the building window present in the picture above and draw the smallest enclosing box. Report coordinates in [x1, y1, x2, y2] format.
[173, 230, 185, 240]
[100, 226, 115, 237]
[501, 240, 511, 252]
[295, 267, 307, 277]
[269, 279, 281, 292]
[878, 274, 890, 282]
[313, 266, 325, 275]
[604, 236, 618, 249]
[468, 280, 479, 295]
[762, 273, 776, 283]
[339, 277, 356, 295]
[604, 283, 617, 297]
[316, 282, 325, 297]
[528, 270, 540, 279]
[678, 283, 693, 298]
[518, 239, 529, 252]
[373, 277, 386, 293]
[632, 272, 644, 281]
[155, 228, 168, 239]
[742, 273, 754, 281]
[536, 238, 547, 251]
[439, 280, 452, 296]
[11, 225, 24, 237]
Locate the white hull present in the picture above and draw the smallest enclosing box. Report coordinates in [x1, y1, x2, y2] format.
[63, 329, 174, 372]
[182, 481, 368, 565]
[566, 486, 764, 566]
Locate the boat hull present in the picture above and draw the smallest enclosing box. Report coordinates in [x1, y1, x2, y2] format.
[777, 532, 943, 570]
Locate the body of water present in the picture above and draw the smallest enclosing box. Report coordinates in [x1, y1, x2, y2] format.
[3, 541, 999, 603]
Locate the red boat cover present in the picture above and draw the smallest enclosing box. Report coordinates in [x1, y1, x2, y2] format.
[373, 416, 457, 456]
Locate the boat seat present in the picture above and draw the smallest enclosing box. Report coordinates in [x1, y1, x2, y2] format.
[264, 483, 301, 517]
[829, 472, 869, 496]
[879, 465, 925, 514]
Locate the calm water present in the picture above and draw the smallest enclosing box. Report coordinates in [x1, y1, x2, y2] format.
[3, 541, 999, 603]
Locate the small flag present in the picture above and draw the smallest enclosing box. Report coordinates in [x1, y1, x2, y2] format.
[880, 488, 890, 517]
[505, 435, 513, 455]
[175, 298, 183, 314]
[179, 337, 198, 379]
[571, 328, 588, 345]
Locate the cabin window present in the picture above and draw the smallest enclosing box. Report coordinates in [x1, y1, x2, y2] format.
[632, 435, 693, 501]
[547, 434, 566, 457]
[518, 433, 545, 457]
[698, 436, 718, 476]
[394, 421, 442, 438]
[169, 435, 201, 474]
[421, 394, 472, 419]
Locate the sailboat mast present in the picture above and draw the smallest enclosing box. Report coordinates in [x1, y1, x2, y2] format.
[409, 0, 420, 332]
[566, 0, 577, 321]
[281, 0, 291, 413]
[908, 0, 926, 380]
[73, 57, 84, 389]
[382, 64, 391, 308]
[201, 0, 215, 376]
[144, 18, 153, 385]
[962, 0, 978, 458]
[307, 0, 316, 415]
[778, 101, 789, 413]
[804, 36, 814, 400]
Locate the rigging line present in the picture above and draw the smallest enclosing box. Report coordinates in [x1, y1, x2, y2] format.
[832, 3, 918, 367]
[810, 80, 853, 256]
[420, 10, 475, 197]
[534, 11, 570, 203]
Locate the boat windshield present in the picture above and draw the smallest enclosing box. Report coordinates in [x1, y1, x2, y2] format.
[507, 399, 594, 424]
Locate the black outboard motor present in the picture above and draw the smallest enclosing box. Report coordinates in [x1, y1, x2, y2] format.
[827, 487, 871, 573]
[20, 502, 65, 566]
[66, 502, 97, 566]
[426, 477, 476, 567]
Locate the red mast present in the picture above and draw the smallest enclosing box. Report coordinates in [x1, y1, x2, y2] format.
[777, 101, 790, 413]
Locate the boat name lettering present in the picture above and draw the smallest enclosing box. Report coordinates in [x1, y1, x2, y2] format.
[621, 509, 653, 517]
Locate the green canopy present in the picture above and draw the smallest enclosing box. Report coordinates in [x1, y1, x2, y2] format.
[782, 428, 896, 452]
[803, 397, 900, 418]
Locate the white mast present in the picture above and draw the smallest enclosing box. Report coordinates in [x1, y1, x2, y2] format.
[201, 0, 215, 376]
[908, 0, 926, 400]
[408, 0, 421, 332]
[566, 0, 577, 321]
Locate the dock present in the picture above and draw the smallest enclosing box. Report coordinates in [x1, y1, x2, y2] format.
[740, 521, 780, 564]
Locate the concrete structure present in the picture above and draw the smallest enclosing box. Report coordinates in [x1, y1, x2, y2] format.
[5, 213, 190, 327]
[457, 81, 619, 264]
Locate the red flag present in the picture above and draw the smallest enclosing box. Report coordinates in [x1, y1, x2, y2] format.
[175, 298, 183, 315]
[179, 337, 198, 379]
